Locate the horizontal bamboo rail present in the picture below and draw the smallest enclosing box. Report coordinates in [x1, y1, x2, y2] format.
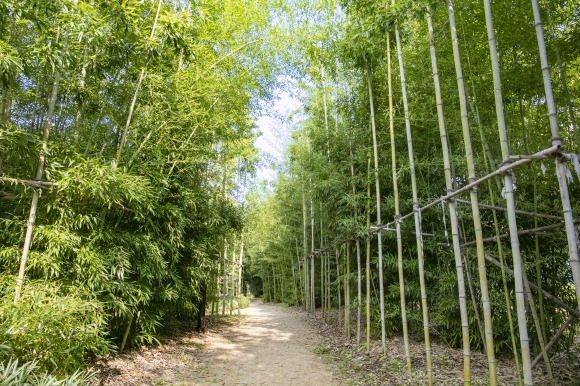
[0, 176, 57, 188]
[454, 199, 566, 221]
[0, 192, 17, 199]
[460, 222, 571, 247]
[302, 145, 563, 260]
[375, 145, 562, 232]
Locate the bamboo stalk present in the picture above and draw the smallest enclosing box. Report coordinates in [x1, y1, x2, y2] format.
[222, 240, 228, 315]
[345, 244, 351, 338]
[392, 5, 429, 375]
[322, 66, 330, 161]
[303, 188, 309, 311]
[522, 269, 554, 383]
[238, 232, 244, 314]
[530, 0, 580, 315]
[295, 240, 302, 306]
[326, 251, 330, 321]
[366, 153, 371, 352]
[483, 1, 533, 382]
[448, 4, 497, 382]
[311, 196, 315, 312]
[347, 88, 362, 346]
[463, 253, 487, 354]
[355, 239, 361, 344]
[386, 23, 412, 371]
[545, 10, 578, 148]
[321, 253, 325, 319]
[479, 123, 522, 385]
[279, 263, 284, 301]
[213, 260, 219, 315]
[115, 0, 162, 165]
[119, 313, 134, 353]
[426, 8, 471, 383]
[366, 61, 386, 354]
[336, 247, 342, 329]
[365, 175, 371, 352]
[533, 172, 548, 346]
[230, 235, 237, 315]
[14, 69, 61, 303]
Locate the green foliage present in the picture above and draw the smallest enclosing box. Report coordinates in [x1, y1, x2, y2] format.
[238, 295, 252, 309]
[0, 278, 110, 373]
[0, 359, 92, 386]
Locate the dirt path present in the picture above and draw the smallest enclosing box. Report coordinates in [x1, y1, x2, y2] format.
[179, 300, 340, 385]
[95, 300, 340, 385]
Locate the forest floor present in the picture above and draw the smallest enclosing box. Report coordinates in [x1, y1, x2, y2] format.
[305, 308, 580, 385]
[91, 299, 580, 385]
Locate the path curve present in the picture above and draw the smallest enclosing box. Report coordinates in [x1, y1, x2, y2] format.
[173, 299, 340, 385]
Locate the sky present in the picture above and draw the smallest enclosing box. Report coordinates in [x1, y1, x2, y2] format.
[254, 81, 303, 186]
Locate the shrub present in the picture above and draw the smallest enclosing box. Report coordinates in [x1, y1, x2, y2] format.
[0, 277, 112, 374]
[238, 295, 251, 309]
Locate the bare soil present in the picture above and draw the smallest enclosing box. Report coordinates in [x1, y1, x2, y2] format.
[92, 299, 340, 385]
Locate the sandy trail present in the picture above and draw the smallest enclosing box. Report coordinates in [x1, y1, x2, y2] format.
[96, 300, 340, 385]
[172, 300, 339, 385]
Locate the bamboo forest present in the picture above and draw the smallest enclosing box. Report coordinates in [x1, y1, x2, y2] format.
[1, 0, 579, 384]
